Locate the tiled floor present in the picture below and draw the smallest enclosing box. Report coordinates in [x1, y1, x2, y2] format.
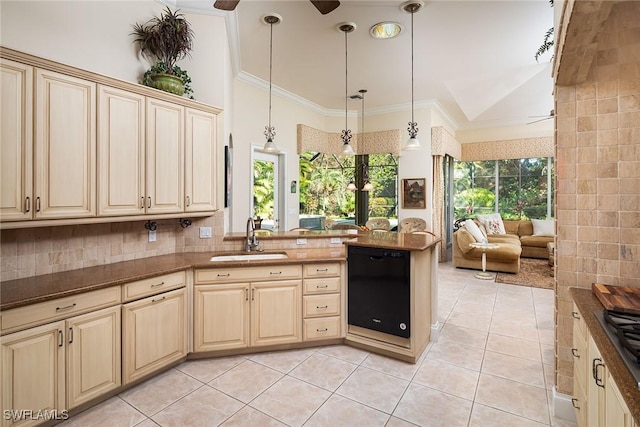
[60, 262, 578, 427]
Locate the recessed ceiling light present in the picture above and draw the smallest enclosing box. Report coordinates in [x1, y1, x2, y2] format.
[369, 22, 402, 39]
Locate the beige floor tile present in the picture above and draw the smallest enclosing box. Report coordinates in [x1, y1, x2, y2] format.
[220, 406, 287, 426]
[446, 311, 493, 332]
[469, 403, 547, 427]
[304, 394, 389, 427]
[451, 300, 494, 316]
[490, 318, 540, 341]
[60, 397, 146, 427]
[335, 366, 409, 413]
[316, 344, 370, 364]
[475, 373, 550, 424]
[134, 419, 160, 427]
[543, 363, 556, 390]
[486, 333, 542, 361]
[176, 355, 246, 383]
[288, 352, 357, 391]
[393, 383, 473, 427]
[426, 339, 485, 371]
[151, 385, 243, 426]
[208, 360, 283, 403]
[482, 351, 545, 388]
[456, 293, 496, 308]
[118, 369, 203, 416]
[360, 352, 422, 381]
[438, 323, 488, 349]
[385, 416, 421, 427]
[249, 376, 330, 427]
[541, 343, 555, 366]
[412, 359, 479, 401]
[248, 348, 316, 373]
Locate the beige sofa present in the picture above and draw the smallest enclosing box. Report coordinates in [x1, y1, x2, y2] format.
[452, 220, 554, 274]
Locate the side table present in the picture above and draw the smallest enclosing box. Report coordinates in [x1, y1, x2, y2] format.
[469, 242, 500, 280]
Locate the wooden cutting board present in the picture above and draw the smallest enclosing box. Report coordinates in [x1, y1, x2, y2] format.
[592, 283, 640, 314]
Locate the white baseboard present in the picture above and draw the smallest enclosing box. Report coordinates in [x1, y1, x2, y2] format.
[430, 322, 440, 342]
[552, 387, 577, 422]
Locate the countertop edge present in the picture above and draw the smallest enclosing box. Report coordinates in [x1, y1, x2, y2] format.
[570, 287, 640, 423]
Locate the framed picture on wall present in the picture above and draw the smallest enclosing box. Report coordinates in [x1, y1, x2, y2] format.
[402, 178, 426, 209]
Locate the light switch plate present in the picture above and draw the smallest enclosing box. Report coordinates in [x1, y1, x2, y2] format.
[148, 230, 157, 242]
[296, 238, 307, 245]
[199, 227, 212, 238]
[330, 237, 341, 244]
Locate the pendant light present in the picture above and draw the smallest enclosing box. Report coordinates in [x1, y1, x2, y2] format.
[338, 22, 356, 156]
[359, 89, 374, 191]
[402, 1, 423, 151]
[262, 13, 282, 152]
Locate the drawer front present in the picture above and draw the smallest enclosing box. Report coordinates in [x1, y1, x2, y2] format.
[572, 303, 587, 342]
[303, 316, 341, 341]
[195, 265, 301, 284]
[1, 287, 121, 334]
[303, 294, 340, 318]
[303, 263, 341, 278]
[122, 271, 186, 302]
[303, 277, 341, 295]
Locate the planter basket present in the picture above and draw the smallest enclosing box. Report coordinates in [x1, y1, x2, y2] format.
[149, 73, 184, 96]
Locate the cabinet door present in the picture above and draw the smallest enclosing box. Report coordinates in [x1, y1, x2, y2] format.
[66, 305, 121, 409]
[146, 98, 184, 214]
[605, 372, 633, 427]
[194, 284, 249, 352]
[587, 336, 606, 427]
[1, 321, 65, 426]
[34, 69, 96, 219]
[122, 288, 186, 384]
[185, 108, 217, 212]
[0, 59, 33, 221]
[97, 85, 145, 216]
[251, 280, 301, 347]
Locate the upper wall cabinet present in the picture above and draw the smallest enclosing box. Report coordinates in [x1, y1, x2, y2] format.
[0, 48, 222, 229]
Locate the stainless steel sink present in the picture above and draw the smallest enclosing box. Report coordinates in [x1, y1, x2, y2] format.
[209, 253, 288, 262]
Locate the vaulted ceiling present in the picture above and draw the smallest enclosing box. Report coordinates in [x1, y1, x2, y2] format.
[174, 0, 555, 130]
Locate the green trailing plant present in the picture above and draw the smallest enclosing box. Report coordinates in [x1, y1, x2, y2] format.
[142, 62, 194, 99]
[535, 0, 554, 62]
[132, 7, 195, 98]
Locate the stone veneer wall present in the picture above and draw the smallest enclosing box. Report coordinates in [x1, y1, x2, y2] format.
[0, 211, 348, 281]
[555, 1, 640, 394]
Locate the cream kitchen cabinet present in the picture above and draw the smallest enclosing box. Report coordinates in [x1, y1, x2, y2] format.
[0, 63, 96, 223]
[194, 265, 302, 352]
[0, 58, 33, 222]
[122, 286, 187, 384]
[185, 108, 217, 212]
[302, 263, 343, 341]
[1, 290, 121, 425]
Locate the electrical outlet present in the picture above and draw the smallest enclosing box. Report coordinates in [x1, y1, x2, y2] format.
[199, 227, 212, 239]
[330, 237, 341, 244]
[296, 238, 307, 245]
[148, 230, 157, 242]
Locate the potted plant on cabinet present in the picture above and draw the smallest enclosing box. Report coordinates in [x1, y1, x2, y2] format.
[132, 7, 194, 98]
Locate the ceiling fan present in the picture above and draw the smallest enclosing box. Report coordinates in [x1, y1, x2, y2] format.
[213, 0, 340, 15]
[527, 109, 554, 125]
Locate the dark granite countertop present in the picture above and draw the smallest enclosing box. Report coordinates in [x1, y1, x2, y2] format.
[344, 231, 441, 251]
[571, 287, 640, 423]
[1, 248, 345, 311]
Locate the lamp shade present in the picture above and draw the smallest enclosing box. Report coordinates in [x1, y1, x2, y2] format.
[362, 182, 374, 192]
[404, 136, 421, 150]
[263, 139, 279, 152]
[346, 182, 357, 191]
[341, 142, 355, 156]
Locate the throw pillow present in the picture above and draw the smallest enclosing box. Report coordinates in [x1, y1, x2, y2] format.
[531, 219, 554, 237]
[456, 229, 476, 254]
[476, 213, 506, 235]
[464, 219, 487, 243]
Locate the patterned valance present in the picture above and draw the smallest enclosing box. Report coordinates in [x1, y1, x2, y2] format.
[431, 126, 461, 159]
[461, 136, 554, 161]
[297, 124, 401, 155]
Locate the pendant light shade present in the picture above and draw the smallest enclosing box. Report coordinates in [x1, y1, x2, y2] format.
[346, 181, 357, 191]
[402, 1, 423, 151]
[262, 13, 282, 153]
[338, 22, 356, 156]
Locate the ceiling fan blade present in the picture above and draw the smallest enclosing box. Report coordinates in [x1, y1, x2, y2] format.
[310, 1, 340, 15]
[527, 116, 552, 125]
[214, 0, 240, 11]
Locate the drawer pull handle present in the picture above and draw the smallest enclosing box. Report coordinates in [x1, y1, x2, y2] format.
[147, 197, 151, 209]
[36, 197, 41, 212]
[56, 303, 76, 312]
[140, 196, 145, 210]
[571, 398, 580, 410]
[68, 327, 73, 344]
[245, 288, 249, 301]
[316, 284, 328, 289]
[152, 296, 166, 303]
[151, 281, 165, 288]
[58, 330, 64, 347]
[217, 273, 230, 278]
[571, 348, 580, 358]
[572, 311, 580, 320]
[316, 268, 328, 272]
[316, 305, 328, 310]
[186, 195, 191, 207]
[270, 271, 282, 275]
[316, 328, 328, 332]
[25, 197, 31, 213]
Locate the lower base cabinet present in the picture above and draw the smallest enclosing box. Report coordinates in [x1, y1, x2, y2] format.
[122, 288, 186, 384]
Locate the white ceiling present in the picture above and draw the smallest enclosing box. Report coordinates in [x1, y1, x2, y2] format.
[175, 0, 555, 130]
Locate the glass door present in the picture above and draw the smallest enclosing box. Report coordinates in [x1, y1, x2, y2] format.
[252, 150, 280, 230]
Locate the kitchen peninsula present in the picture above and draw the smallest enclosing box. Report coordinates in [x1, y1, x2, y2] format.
[0, 229, 439, 421]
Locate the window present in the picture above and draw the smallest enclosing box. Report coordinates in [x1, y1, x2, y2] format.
[453, 157, 554, 221]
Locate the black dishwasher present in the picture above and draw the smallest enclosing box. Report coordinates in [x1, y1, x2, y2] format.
[347, 246, 411, 338]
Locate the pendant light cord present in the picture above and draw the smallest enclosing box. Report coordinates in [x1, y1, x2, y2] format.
[344, 29, 348, 132]
[268, 22, 273, 130]
[410, 10, 414, 125]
